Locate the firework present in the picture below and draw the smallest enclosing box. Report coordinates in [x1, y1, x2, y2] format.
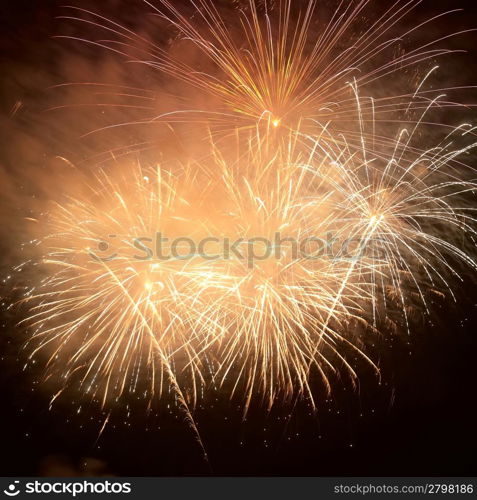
[56, 0, 476, 151]
[19, 135, 363, 410]
[10, 0, 477, 458]
[21, 101, 477, 405]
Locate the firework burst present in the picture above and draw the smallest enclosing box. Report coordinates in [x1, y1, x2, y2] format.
[55, 0, 476, 148]
[9, 0, 477, 458]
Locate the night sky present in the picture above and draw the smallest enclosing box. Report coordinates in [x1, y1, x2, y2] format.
[1, 0, 476, 477]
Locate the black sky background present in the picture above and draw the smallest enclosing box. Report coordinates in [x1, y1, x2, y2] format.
[0, 0, 477, 477]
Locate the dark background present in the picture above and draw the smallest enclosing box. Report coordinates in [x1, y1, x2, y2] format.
[0, 0, 476, 476]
